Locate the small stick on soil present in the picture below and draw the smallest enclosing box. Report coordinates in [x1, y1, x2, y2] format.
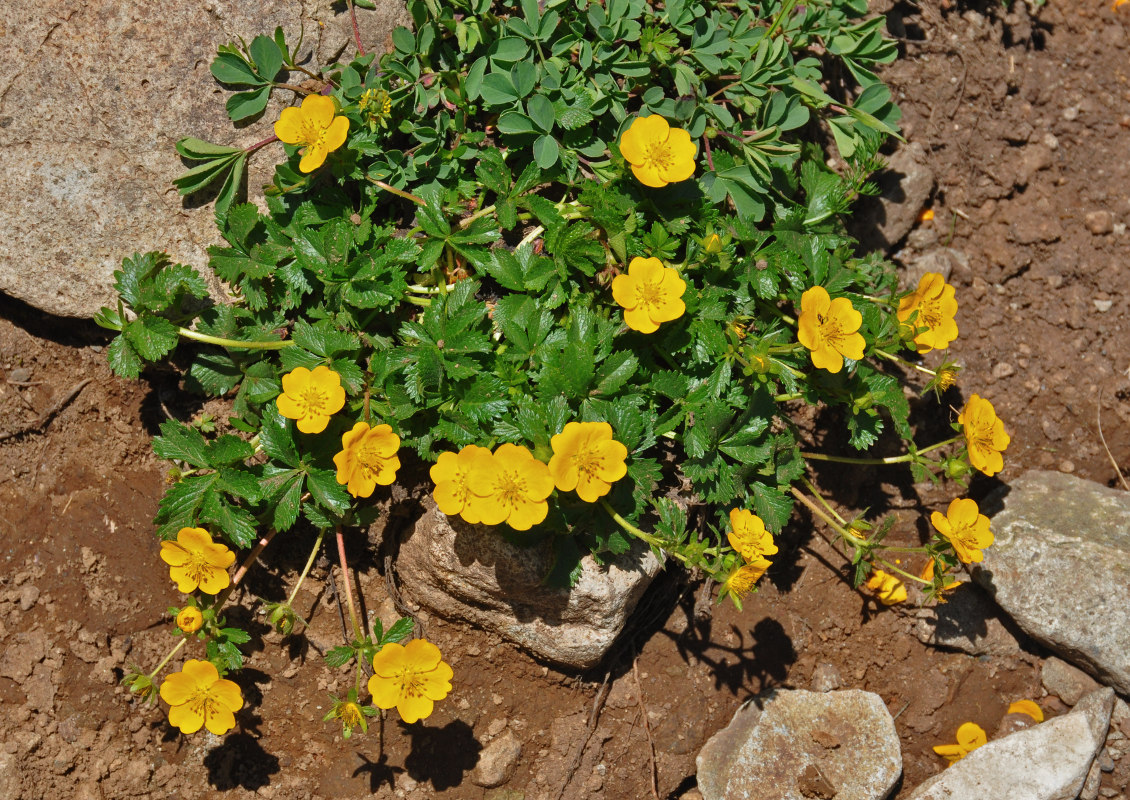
[554, 670, 613, 800]
[1096, 387, 1129, 491]
[0, 378, 91, 443]
[632, 651, 660, 800]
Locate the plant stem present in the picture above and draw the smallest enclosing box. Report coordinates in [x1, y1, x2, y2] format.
[367, 178, 426, 206]
[178, 328, 293, 350]
[600, 500, 687, 566]
[876, 557, 931, 585]
[789, 486, 849, 539]
[287, 528, 327, 607]
[459, 203, 496, 228]
[147, 638, 188, 681]
[346, 0, 367, 56]
[800, 476, 848, 527]
[335, 526, 364, 643]
[799, 436, 959, 465]
[874, 348, 938, 378]
[245, 135, 279, 153]
[766, 0, 800, 38]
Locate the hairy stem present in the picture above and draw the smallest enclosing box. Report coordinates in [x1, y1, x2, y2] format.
[178, 328, 293, 350]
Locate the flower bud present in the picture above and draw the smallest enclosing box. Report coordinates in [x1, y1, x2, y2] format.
[268, 604, 297, 636]
[703, 233, 724, 254]
[176, 606, 203, 634]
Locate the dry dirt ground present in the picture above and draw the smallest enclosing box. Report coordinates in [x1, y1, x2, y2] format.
[2, 2, 1130, 799]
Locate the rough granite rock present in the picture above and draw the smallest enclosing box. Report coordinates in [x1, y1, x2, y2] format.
[0, 0, 410, 318]
[974, 471, 1130, 694]
[852, 141, 936, 251]
[912, 581, 1022, 656]
[696, 689, 902, 800]
[905, 687, 1115, 800]
[394, 500, 663, 670]
[1042, 656, 1102, 707]
[472, 730, 522, 788]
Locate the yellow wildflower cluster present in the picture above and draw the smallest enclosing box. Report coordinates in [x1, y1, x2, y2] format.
[431, 422, 629, 530]
[721, 509, 777, 600]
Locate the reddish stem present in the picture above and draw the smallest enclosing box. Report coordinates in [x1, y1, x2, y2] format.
[703, 134, 716, 172]
[244, 135, 279, 153]
[348, 0, 367, 56]
[335, 526, 364, 641]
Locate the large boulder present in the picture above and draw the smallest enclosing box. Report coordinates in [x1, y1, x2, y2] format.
[696, 689, 902, 800]
[0, 0, 409, 318]
[905, 687, 1114, 800]
[974, 470, 1130, 694]
[394, 499, 663, 670]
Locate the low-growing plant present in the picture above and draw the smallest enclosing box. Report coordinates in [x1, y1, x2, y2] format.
[103, 0, 1009, 741]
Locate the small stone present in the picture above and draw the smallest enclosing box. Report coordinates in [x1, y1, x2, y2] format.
[1085, 211, 1115, 235]
[1059, 461, 1075, 474]
[486, 718, 508, 738]
[995, 713, 1037, 739]
[1043, 132, 1060, 150]
[810, 663, 842, 693]
[17, 585, 39, 611]
[1094, 299, 1113, 313]
[472, 730, 522, 788]
[8, 367, 31, 383]
[1063, 106, 1080, 121]
[992, 362, 1016, 380]
[1099, 749, 1116, 772]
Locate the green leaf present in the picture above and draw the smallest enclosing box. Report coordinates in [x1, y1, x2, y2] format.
[123, 316, 179, 361]
[176, 137, 243, 160]
[226, 85, 272, 122]
[262, 466, 304, 531]
[292, 319, 360, 358]
[107, 336, 142, 380]
[496, 111, 538, 135]
[480, 72, 521, 106]
[153, 420, 211, 468]
[306, 467, 351, 516]
[154, 475, 215, 538]
[325, 645, 356, 668]
[591, 350, 637, 397]
[532, 135, 560, 169]
[207, 435, 255, 466]
[527, 95, 556, 133]
[200, 490, 259, 549]
[381, 617, 415, 645]
[249, 34, 284, 81]
[186, 351, 242, 396]
[211, 52, 263, 86]
[259, 404, 300, 467]
[749, 482, 793, 533]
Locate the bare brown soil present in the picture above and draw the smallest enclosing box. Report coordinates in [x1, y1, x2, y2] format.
[2, 3, 1129, 799]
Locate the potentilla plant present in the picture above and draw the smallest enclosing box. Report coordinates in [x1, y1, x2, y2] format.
[104, 0, 1009, 740]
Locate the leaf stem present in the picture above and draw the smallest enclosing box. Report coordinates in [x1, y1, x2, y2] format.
[599, 500, 685, 565]
[335, 526, 364, 643]
[876, 557, 931, 585]
[367, 178, 426, 206]
[800, 436, 959, 465]
[178, 328, 293, 350]
[287, 528, 327, 607]
[874, 348, 938, 378]
[245, 135, 279, 153]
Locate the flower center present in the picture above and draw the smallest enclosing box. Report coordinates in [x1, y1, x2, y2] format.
[919, 298, 943, 328]
[642, 139, 674, 171]
[357, 442, 387, 478]
[186, 685, 221, 723]
[299, 119, 329, 149]
[341, 703, 363, 727]
[574, 446, 603, 479]
[816, 313, 847, 346]
[637, 278, 665, 309]
[298, 385, 328, 415]
[187, 551, 213, 584]
[495, 470, 528, 510]
[395, 668, 426, 699]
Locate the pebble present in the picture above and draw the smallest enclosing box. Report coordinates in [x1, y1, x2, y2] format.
[810, 662, 843, 693]
[1063, 106, 1080, 121]
[18, 585, 40, 611]
[1043, 657, 1102, 707]
[1085, 211, 1115, 235]
[1094, 299, 1113, 313]
[992, 362, 1016, 380]
[8, 367, 32, 383]
[472, 730, 522, 788]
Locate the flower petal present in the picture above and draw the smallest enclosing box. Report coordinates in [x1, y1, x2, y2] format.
[203, 704, 237, 735]
[611, 273, 640, 310]
[274, 107, 306, 144]
[624, 304, 659, 333]
[160, 540, 190, 567]
[403, 639, 443, 672]
[619, 115, 670, 165]
[168, 700, 205, 734]
[505, 499, 548, 530]
[397, 693, 435, 724]
[301, 94, 337, 129]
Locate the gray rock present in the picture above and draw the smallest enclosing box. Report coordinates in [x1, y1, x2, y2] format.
[472, 730, 522, 788]
[17, 584, 40, 612]
[809, 662, 843, 693]
[912, 582, 1022, 656]
[855, 142, 935, 250]
[1042, 656, 1101, 706]
[900, 247, 971, 291]
[974, 471, 1130, 694]
[696, 689, 902, 800]
[905, 687, 1114, 800]
[394, 500, 663, 670]
[0, 0, 409, 318]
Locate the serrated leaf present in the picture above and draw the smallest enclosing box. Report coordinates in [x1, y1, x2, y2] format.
[107, 336, 142, 379]
[381, 617, 415, 645]
[206, 435, 255, 466]
[262, 466, 304, 531]
[749, 482, 792, 532]
[259, 404, 299, 467]
[591, 350, 637, 397]
[200, 490, 259, 549]
[154, 475, 215, 537]
[186, 351, 242, 396]
[292, 319, 360, 358]
[154, 421, 212, 468]
[306, 467, 350, 516]
[325, 645, 356, 667]
[123, 316, 179, 361]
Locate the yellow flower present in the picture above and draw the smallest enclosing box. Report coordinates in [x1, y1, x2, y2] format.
[333, 421, 401, 498]
[429, 445, 496, 524]
[159, 527, 235, 595]
[727, 509, 779, 563]
[159, 659, 244, 735]
[898, 272, 959, 354]
[467, 444, 555, 531]
[176, 606, 203, 633]
[931, 498, 994, 564]
[721, 558, 772, 599]
[959, 394, 1010, 477]
[797, 286, 866, 374]
[548, 422, 629, 503]
[1116, 0, 1129, 10]
[919, 558, 960, 600]
[611, 256, 687, 334]
[933, 721, 987, 764]
[367, 639, 453, 724]
[276, 365, 347, 434]
[865, 569, 907, 605]
[274, 94, 350, 173]
[618, 114, 697, 188]
[1007, 699, 1044, 722]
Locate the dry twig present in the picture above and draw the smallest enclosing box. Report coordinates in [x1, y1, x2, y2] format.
[633, 651, 660, 800]
[1097, 387, 1129, 491]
